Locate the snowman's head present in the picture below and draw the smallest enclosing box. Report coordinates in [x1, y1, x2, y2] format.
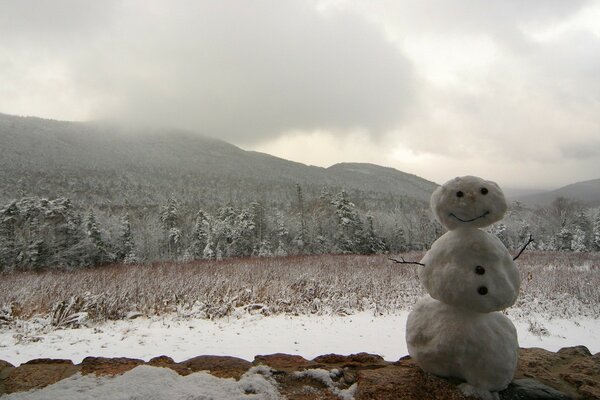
[431, 176, 507, 230]
[420, 229, 520, 312]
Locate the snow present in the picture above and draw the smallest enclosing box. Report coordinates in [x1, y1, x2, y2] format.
[1, 365, 281, 400]
[293, 369, 357, 400]
[0, 312, 598, 399]
[0, 312, 598, 367]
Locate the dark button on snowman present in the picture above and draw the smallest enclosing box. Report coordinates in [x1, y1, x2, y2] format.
[406, 176, 520, 400]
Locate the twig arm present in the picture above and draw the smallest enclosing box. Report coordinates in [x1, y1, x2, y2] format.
[513, 234, 534, 261]
[388, 257, 425, 267]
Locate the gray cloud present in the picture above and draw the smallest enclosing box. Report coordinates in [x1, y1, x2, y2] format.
[1, 0, 599, 188]
[1, 1, 416, 144]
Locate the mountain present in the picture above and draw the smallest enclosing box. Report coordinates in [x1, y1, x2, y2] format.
[515, 179, 600, 207]
[0, 113, 438, 210]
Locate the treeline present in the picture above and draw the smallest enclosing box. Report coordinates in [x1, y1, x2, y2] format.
[2, 189, 599, 271]
[492, 197, 600, 253]
[0, 186, 425, 271]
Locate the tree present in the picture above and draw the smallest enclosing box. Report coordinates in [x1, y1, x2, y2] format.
[392, 227, 408, 253]
[490, 223, 511, 249]
[187, 210, 209, 260]
[294, 184, 307, 251]
[556, 227, 573, 251]
[571, 227, 588, 252]
[118, 213, 138, 263]
[159, 195, 181, 257]
[274, 211, 289, 257]
[330, 190, 364, 253]
[85, 211, 110, 265]
[362, 214, 387, 254]
[593, 211, 600, 251]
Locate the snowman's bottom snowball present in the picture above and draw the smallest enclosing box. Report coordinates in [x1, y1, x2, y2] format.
[406, 296, 518, 392]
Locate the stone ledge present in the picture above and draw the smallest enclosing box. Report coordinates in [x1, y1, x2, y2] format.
[0, 346, 598, 399]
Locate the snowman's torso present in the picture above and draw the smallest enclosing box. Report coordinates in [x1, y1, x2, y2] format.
[407, 295, 518, 391]
[420, 228, 520, 313]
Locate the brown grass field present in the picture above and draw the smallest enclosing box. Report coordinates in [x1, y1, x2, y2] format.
[0, 252, 599, 326]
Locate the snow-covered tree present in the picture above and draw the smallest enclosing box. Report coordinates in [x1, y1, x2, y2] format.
[571, 227, 588, 252]
[85, 211, 110, 265]
[187, 210, 210, 260]
[274, 211, 289, 257]
[160, 195, 181, 257]
[330, 190, 365, 253]
[555, 227, 573, 251]
[593, 211, 600, 251]
[490, 223, 511, 249]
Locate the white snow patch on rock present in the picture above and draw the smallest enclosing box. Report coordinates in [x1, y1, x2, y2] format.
[2, 365, 282, 400]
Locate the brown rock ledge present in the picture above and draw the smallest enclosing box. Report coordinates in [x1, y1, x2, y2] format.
[0, 347, 598, 399]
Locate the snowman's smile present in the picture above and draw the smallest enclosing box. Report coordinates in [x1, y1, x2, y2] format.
[449, 211, 490, 223]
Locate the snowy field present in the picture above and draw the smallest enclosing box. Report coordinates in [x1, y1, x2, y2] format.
[1, 310, 599, 366]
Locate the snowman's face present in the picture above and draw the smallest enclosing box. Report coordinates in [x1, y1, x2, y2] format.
[420, 229, 520, 312]
[431, 176, 507, 230]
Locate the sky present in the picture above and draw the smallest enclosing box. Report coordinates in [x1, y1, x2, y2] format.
[1, 1, 599, 189]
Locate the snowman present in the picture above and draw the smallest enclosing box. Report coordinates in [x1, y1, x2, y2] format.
[405, 176, 525, 400]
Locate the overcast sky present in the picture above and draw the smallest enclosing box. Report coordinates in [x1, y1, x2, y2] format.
[1, 1, 599, 189]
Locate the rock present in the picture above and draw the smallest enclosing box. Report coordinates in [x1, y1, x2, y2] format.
[557, 346, 592, 358]
[254, 353, 316, 371]
[2, 360, 79, 394]
[313, 352, 386, 367]
[1, 347, 598, 398]
[148, 355, 175, 366]
[517, 346, 600, 399]
[179, 355, 252, 379]
[0, 359, 14, 371]
[80, 356, 144, 376]
[23, 358, 74, 365]
[501, 378, 571, 399]
[354, 362, 467, 400]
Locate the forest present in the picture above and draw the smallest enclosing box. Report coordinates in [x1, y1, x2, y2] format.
[1, 185, 599, 272]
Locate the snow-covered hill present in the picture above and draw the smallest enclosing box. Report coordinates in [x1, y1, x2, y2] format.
[0, 113, 437, 208]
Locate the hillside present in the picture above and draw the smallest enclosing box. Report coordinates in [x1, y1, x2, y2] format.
[0, 113, 437, 210]
[516, 178, 600, 207]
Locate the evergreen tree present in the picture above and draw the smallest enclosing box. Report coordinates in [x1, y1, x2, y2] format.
[294, 184, 307, 251]
[187, 210, 209, 260]
[593, 212, 600, 251]
[392, 227, 408, 253]
[556, 227, 573, 251]
[490, 223, 511, 249]
[330, 190, 364, 253]
[118, 213, 137, 263]
[0, 201, 19, 270]
[274, 211, 289, 257]
[571, 227, 588, 252]
[85, 211, 110, 265]
[362, 214, 387, 254]
[159, 195, 181, 257]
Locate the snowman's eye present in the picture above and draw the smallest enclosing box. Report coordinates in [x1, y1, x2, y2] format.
[478, 286, 488, 295]
[456, 191, 464, 197]
[481, 188, 488, 195]
[475, 266, 485, 275]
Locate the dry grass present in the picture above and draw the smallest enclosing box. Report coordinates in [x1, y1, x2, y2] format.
[0, 252, 598, 325]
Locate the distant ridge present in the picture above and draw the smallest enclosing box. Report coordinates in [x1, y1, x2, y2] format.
[515, 178, 600, 207]
[0, 112, 438, 208]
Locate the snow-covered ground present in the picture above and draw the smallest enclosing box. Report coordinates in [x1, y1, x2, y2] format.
[1, 312, 598, 399]
[1, 312, 598, 366]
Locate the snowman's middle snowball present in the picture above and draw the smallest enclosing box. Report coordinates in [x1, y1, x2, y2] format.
[419, 228, 520, 313]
